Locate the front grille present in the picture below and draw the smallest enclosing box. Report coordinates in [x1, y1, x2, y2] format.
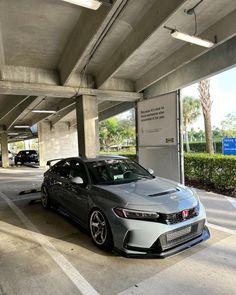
[158, 207, 199, 225]
[151, 220, 205, 251]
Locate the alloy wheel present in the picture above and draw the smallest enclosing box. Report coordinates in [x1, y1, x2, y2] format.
[90, 210, 108, 245]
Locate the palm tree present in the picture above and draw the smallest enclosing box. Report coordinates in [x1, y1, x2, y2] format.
[182, 96, 201, 152]
[198, 79, 214, 154]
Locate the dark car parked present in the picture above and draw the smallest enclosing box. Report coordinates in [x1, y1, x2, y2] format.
[15, 150, 39, 165]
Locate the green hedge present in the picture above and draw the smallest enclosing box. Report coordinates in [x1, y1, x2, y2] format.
[100, 151, 137, 162]
[184, 153, 236, 191]
[184, 141, 222, 153]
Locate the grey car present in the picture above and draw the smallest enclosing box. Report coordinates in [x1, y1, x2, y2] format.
[41, 156, 210, 257]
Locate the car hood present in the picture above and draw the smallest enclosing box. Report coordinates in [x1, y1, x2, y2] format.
[95, 177, 198, 213]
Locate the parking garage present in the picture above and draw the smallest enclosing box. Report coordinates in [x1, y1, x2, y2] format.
[0, 0, 236, 294]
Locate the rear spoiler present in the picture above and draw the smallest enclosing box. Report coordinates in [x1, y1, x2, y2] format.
[46, 158, 64, 167]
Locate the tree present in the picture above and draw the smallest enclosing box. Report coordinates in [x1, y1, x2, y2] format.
[182, 96, 201, 152]
[99, 110, 136, 151]
[99, 117, 122, 150]
[221, 113, 236, 137]
[198, 79, 214, 154]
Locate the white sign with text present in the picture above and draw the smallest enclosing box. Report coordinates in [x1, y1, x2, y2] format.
[138, 92, 177, 146]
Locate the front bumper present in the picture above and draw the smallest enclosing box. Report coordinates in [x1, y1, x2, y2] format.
[110, 203, 210, 257]
[119, 225, 210, 258]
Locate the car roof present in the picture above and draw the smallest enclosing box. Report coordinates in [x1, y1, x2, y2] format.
[49, 155, 128, 165]
[83, 155, 128, 162]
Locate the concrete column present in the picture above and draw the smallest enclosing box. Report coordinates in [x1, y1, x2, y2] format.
[1, 132, 9, 168]
[76, 95, 99, 158]
[38, 121, 79, 166]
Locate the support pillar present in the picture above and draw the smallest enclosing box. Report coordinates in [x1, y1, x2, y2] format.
[1, 132, 9, 168]
[38, 121, 79, 166]
[76, 95, 99, 158]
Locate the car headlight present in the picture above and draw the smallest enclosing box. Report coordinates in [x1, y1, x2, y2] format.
[194, 201, 200, 216]
[113, 207, 159, 221]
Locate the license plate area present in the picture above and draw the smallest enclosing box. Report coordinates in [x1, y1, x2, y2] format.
[158, 220, 205, 251]
[166, 226, 191, 242]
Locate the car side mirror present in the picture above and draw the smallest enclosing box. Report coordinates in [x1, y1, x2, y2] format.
[70, 176, 84, 185]
[148, 168, 154, 175]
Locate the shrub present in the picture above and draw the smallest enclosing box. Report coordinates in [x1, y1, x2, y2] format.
[184, 141, 222, 153]
[184, 153, 236, 192]
[100, 151, 137, 161]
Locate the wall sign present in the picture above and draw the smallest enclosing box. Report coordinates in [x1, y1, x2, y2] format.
[137, 92, 177, 146]
[223, 138, 236, 155]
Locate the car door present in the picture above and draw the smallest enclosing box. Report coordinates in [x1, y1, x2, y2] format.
[61, 159, 90, 225]
[49, 160, 71, 207]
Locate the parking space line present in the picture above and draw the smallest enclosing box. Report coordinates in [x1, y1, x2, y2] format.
[0, 191, 100, 295]
[223, 195, 236, 210]
[207, 222, 236, 235]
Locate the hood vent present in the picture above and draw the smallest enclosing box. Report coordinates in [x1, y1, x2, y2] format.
[148, 188, 179, 197]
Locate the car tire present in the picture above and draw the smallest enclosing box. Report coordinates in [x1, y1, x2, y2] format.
[41, 186, 51, 209]
[89, 209, 114, 251]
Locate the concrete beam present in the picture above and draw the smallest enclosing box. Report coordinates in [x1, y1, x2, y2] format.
[59, 0, 128, 85]
[136, 9, 236, 92]
[96, 0, 186, 88]
[0, 95, 28, 120]
[1, 66, 60, 85]
[99, 101, 134, 121]
[50, 104, 75, 126]
[29, 100, 76, 126]
[144, 36, 236, 98]
[98, 101, 121, 112]
[1, 96, 37, 130]
[98, 78, 135, 92]
[0, 16, 5, 80]
[0, 81, 142, 101]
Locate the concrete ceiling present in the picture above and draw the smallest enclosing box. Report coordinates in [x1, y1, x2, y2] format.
[0, 0, 235, 140]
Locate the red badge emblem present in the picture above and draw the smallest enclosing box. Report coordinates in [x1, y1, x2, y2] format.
[182, 210, 189, 219]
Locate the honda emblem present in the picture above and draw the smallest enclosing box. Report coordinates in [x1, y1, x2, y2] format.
[182, 210, 189, 219]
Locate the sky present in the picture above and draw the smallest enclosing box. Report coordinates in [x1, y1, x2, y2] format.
[181, 66, 236, 129]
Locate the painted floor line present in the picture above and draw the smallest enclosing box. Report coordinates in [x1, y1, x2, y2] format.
[207, 222, 236, 236]
[223, 195, 236, 210]
[0, 191, 100, 295]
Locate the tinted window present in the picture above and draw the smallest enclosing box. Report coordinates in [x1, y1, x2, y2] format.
[69, 160, 88, 187]
[53, 160, 70, 178]
[87, 159, 154, 185]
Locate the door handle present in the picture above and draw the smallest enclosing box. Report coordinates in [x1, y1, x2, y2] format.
[55, 181, 62, 185]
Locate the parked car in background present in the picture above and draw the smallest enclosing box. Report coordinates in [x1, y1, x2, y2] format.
[41, 155, 210, 257]
[0, 150, 14, 166]
[15, 150, 39, 165]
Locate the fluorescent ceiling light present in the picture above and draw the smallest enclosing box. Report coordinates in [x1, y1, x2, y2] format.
[14, 126, 30, 129]
[32, 110, 57, 114]
[8, 133, 19, 136]
[171, 30, 214, 48]
[61, 0, 102, 10]
[18, 136, 28, 139]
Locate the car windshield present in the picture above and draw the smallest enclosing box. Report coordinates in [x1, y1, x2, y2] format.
[87, 159, 154, 185]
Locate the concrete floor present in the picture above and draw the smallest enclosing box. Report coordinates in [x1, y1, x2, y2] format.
[0, 167, 235, 295]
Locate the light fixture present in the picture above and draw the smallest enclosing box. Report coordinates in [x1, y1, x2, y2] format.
[171, 30, 214, 48]
[17, 136, 28, 139]
[14, 126, 30, 129]
[32, 110, 57, 114]
[61, 0, 102, 10]
[164, 1, 215, 49]
[8, 133, 19, 136]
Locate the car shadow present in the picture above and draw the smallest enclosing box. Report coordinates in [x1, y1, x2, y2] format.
[2, 197, 119, 258]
